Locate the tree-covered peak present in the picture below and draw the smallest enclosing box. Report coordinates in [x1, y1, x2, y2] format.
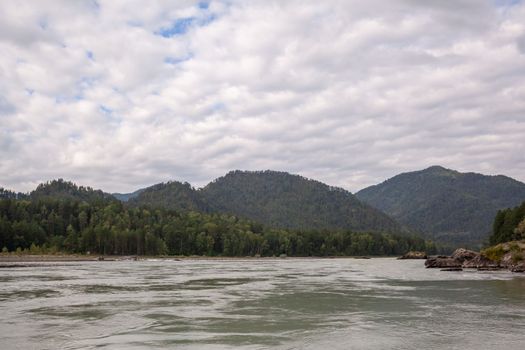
[30, 179, 114, 203]
[207, 170, 348, 193]
[125, 169, 405, 234]
[421, 165, 458, 175]
[128, 180, 208, 212]
[202, 170, 404, 233]
[356, 167, 525, 248]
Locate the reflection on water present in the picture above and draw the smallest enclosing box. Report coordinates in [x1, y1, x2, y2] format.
[0, 258, 524, 349]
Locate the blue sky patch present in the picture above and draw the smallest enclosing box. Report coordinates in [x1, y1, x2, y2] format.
[164, 54, 194, 65]
[99, 105, 113, 114]
[156, 17, 195, 37]
[493, 0, 522, 6]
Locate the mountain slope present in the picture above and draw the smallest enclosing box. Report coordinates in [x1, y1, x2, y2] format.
[200, 170, 405, 233]
[127, 181, 209, 212]
[355, 166, 525, 247]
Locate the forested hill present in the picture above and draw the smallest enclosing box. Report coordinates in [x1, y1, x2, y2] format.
[355, 166, 525, 247]
[2, 173, 406, 235]
[0, 175, 433, 256]
[200, 170, 405, 233]
[30, 179, 115, 203]
[2, 180, 114, 203]
[125, 170, 406, 234]
[127, 181, 209, 212]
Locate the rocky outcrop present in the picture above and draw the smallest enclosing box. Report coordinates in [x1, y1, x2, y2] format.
[481, 241, 525, 272]
[425, 241, 525, 272]
[425, 256, 462, 268]
[461, 254, 499, 269]
[399, 251, 427, 259]
[451, 248, 478, 262]
[425, 249, 498, 270]
[499, 251, 525, 272]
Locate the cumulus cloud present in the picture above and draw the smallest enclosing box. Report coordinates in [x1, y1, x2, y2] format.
[1, 0, 524, 193]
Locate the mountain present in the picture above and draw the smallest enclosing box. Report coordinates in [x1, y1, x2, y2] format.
[355, 166, 525, 247]
[202, 170, 405, 233]
[127, 170, 405, 233]
[127, 181, 209, 212]
[29, 179, 115, 203]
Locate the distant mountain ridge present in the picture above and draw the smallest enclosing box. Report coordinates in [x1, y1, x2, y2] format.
[123, 170, 406, 234]
[355, 166, 525, 247]
[3, 172, 406, 234]
[7, 166, 523, 246]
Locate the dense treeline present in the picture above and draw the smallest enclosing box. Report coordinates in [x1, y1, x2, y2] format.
[490, 201, 525, 245]
[0, 187, 28, 200]
[0, 197, 437, 256]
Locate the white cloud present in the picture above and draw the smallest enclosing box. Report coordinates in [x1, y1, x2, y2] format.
[1, 0, 524, 193]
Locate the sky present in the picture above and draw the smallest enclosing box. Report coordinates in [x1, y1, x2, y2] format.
[1, 0, 525, 193]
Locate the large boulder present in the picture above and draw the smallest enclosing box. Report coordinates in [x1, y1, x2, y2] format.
[425, 257, 462, 268]
[451, 248, 478, 262]
[399, 251, 427, 259]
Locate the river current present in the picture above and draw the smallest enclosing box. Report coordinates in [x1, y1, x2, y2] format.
[1, 258, 524, 349]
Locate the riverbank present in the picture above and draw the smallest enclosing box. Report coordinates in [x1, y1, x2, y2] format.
[0, 254, 389, 265]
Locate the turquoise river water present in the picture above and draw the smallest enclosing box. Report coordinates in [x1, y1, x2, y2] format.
[0, 258, 524, 349]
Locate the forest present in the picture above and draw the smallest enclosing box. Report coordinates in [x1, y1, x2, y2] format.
[0, 196, 437, 257]
[490, 201, 525, 245]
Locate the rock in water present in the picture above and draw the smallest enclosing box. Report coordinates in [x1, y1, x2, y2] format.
[399, 251, 427, 259]
[425, 257, 462, 268]
[451, 248, 478, 262]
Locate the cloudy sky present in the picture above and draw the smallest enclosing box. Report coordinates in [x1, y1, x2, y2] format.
[1, 0, 524, 193]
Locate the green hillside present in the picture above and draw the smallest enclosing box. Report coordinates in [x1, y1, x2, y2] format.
[200, 170, 405, 233]
[126, 170, 407, 234]
[356, 166, 525, 247]
[127, 181, 208, 212]
[30, 179, 115, 203]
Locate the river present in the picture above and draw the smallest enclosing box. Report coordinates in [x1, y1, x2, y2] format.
[1, 258, 524, 349]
